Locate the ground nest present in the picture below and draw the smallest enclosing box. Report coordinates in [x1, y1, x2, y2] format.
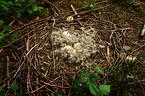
[0, 1, 145, 96]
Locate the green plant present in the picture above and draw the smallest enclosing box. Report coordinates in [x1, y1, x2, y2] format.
[0, 20, 4, 25]
[0, 0, 42, 48]
[126, 0, 139, 4]
[73, 65, 110, 96]
[84, 1, 97, 9]
[0, 86, 5, 96]
[0, 83, 20, 96]
[10, 34, 22, 41]
[42, 8, 50, 17]
[0, 0, 43, 17]
[0, 32, 9, 40]
[0, 33, 22, 48]
[10, 83, 19, 92]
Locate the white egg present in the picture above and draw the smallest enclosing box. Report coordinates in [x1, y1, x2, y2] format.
[61, 31, 71, 39]
[66, 16, 74, 22]
[126, 55, 137, 64]
[63, 45, 73, 52]
[74, 43, 81, 49]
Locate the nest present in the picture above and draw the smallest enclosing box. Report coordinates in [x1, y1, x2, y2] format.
[0, 1, 144, 96]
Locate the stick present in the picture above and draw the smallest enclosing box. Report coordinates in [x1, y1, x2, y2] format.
[26, 44, 39, 56]
[7, 56, 10, 89]
[31, 76, 60, 93]
[71, 5, 78, 15]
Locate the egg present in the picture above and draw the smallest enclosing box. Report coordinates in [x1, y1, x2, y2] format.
[63, 45, 73, 52]
[126, 55, 137, 64]
[119, 53, 126, 61]
[66, 16, 74, 22]
[61, 31, 71, 39]
[74, 43, 81, 49]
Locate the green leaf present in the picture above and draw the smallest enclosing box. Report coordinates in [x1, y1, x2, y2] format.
[78, 76, 88, 83]
[85, 66, 90, 72]
[0, 36, 4, 40]
[5, 33, 9, 36]
[3, 6, 9, 11]
[27, 9, 33, 14]
[73, 77, 80, 88]
[17, 12, 22, 17]
[99, 85, 111, 95]
[16, 93, 23, 96]
[85, 81, 90, 89]
[0, 87, 5, 96]
[89, 73, 100, 82]
[16, 34, 22, 38]
[33, 7, 38, 12]
[77, 71, 86, 76]
[11, 34, 16, 41]
[96, 65, 105, 75]
[3, 26, 12, 32]
[89, 4, 96, 9]
[57, 94, 62, 96]
[28, 0, 35, 5]
[16, 3, 22, 7]
[89, 82, 98, 95]
[0, 20, 4, 25]
[0, 63, 2, 66]
[8, 1, 13, 5]
[84, 1, 89, 6]
[11, 34, 16, 38]
[37, 6, 43, 11]
[97, 65, 102, 69]
[91, 65, 96, 69]
[10, 83, 19, 92]
[0, 32, 4, 39]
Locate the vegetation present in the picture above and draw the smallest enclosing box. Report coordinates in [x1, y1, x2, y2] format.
[0, 0, 43, 48]
[73, 65, 110, 96]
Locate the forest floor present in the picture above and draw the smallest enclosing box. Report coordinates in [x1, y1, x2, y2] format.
[0, 0, 145, 96]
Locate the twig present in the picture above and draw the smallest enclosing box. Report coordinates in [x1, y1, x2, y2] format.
[31, 76, 60, 93]
[107, 46, 110, 61]
[7, 56, 10, 89]
[52, 17, 56, 28]
[14, 58, 25, 77]
[2, 23, 45, 49]
[72, 4, 111, 16]
[111, 80, 145, 91]
[40, 80, 69, 88]
[130, 43, 145, 54]
[44, 0, 61, 15]
[71, 5, 79, 17]
[10, 50, 17, 60]
[91, 11, 117, 29]
[26, 44, 39, 56]
[52, 42, 56, 74]
[26, 34, 29, 51]
[33, 81, 53, 93]
[141, 23, 145, 36]
[50, 5, 59, 16]
[70, 4, 84, 27]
